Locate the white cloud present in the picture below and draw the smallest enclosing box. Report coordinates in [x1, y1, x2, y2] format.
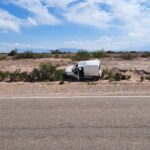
[128, 32, 144, 38]
[64, 0, 150, 31]
[4, 0, 150, 35]
[7, 0, 61, 25]
[25, 18, 38, 27]
[1, 0, 74, 32]
[0, 9, 21, 32]
[64, 1, 112, 28]
[64, 0, 150, 50]
[43, 0, 76, 8]
[0, 9, 38, 32]
[65, 34, 150, 51]
[1, 0, 150, 50]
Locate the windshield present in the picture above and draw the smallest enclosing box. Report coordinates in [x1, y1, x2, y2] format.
[72, 64, 78, 71]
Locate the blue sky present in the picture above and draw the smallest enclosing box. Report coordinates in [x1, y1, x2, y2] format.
[0, 0, 150, 52]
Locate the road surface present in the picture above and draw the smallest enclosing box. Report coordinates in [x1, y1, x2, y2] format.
[0, 96, 150, 150]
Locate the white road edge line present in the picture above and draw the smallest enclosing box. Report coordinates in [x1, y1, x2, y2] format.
[0, 96, 150, 99]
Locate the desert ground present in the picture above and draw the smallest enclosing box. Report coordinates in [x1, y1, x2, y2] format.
[0, 57, 149, 97]
[0, 57, 150, 73]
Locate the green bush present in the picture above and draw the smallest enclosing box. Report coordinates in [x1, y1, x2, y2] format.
[0, 55, 7, 60]
[9, 70, 21, 82]
[0, 70, 27, 82]
[28, 68, 40, 82]
[0, 62, 65, 82]
[92, 50, 108, 58]
[0, 71, 9, 81]
[15, 51, 51, 59]
[8, 69, 28, 82]
[15, 51, 35, 59]
[39, 63, 56, 81]
[73, 50, 90, 61]
[8, 49, 17, 56]
[54, 69, 65, 81]
[27, 63, 56, 82]
[19, 72, 28, 81]
[51, 49, 66, 54]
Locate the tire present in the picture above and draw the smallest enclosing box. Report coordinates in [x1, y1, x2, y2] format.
[64, 75, 74, 82]
[93, 76, 100, 81]
[67, 76, 73, 82]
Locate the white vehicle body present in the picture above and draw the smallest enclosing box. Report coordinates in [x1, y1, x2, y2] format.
[64, 59, 102, 80]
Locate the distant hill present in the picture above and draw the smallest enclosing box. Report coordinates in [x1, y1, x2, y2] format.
[18, 48, 49, 53]
[59, 48, 80, 53]
[16, 48, 80, 53]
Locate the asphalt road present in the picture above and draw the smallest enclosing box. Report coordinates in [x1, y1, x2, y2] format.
[0, 96, 150, 150]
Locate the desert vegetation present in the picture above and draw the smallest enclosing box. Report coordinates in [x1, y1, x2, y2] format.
[1, 49, 149, 61]
[0, 55, 7, 60]
[101, 69, 131, 81]
[14, 51, 51, 59]
[141, 52, 150, 58]
[71, 50, 109, 61]
[0, 63, 64, 82]
[7, 49, 51, 59]
[0, 61, 139, 82]
[0, 49, 149, 83]
[92, 50, 109, 58]
[120, 53, 137, 60]
[8, 49, 18, 56]
[72, 50, 91, 61]
[1, 64, 146, 82]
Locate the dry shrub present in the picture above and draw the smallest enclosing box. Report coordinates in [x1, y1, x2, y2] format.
[120, 53, 137, 60]
[101, 69, 131, 81]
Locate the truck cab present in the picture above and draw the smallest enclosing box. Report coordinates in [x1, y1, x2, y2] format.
[64, 59, 102, 81]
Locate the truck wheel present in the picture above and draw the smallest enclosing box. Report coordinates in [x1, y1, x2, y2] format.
[93, 77, 100, 81]
[67, 76, 74, 82]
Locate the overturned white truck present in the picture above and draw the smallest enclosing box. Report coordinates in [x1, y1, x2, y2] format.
[64, 59, 102, 81]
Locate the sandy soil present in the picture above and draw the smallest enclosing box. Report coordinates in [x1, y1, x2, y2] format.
[0, 57, 149, 97]
[0, 58, 72, 72]
[103, 57, 150, 71]
[0, 57, 150, 72]
[0, 81, 150, 97]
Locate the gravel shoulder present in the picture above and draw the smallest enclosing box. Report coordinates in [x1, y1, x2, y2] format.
[0, 81, 150, 97]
